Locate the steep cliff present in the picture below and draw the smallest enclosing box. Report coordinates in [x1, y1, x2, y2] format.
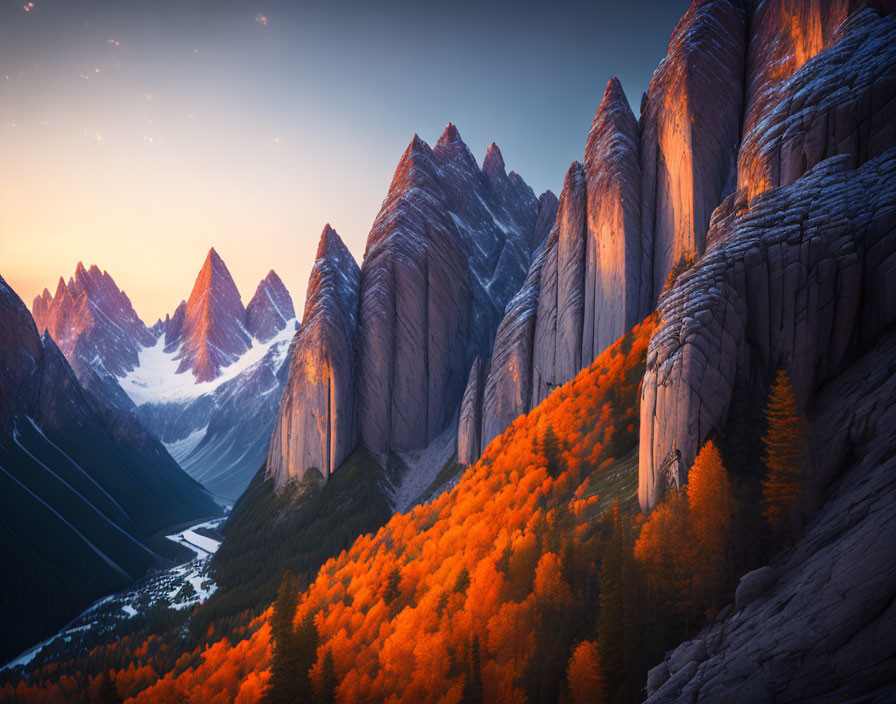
[639, 9, 896, 511]
[639, 0, 746, 307]
[356, 124, 554, 457]
[267, 226, 360, 486]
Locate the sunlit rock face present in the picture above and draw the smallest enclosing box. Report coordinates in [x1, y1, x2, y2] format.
[167, 248, 253, 382]
[246, 270, 296, 343]
[32, 263, 154, 378]
[639, 148, 896, 511]
[639, 0, 746, 303]
[582, 77, 646, 360]
[356, 124, 554, 456]
[638, 8, 896, 512]
[267, 226, 360, 485]
[462, 77, 646, 463]
[31, 264, 155, 413]
[738, 6, 896, 199]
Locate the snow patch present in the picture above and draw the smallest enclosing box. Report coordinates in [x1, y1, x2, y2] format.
[118, 319, 296, 405]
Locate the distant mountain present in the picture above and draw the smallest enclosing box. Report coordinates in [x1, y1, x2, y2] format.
[1, 274, 220, 664]
[34, 254, 298, 500]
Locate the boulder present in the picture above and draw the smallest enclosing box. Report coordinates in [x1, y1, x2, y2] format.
[735, 566, 777, 609]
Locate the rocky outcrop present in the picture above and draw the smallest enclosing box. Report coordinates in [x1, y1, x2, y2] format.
[267, 226, 360, 485]
[246, 270, 296, 342]
[479, 239, 552, 454]
[639, 147, 896, 511]
[582, 76, 646, 359]
[356, 124, 553, 457]
[456, 356, 489, 465]
[638, 9, 896, 511]
[738, 8, 896, 199]
[168, 248, 252, 382]
[461, 77, 647, 462]
[644, 326, 896, 703]
[639, 0, 746, 302]
[532, 163, 587, 408]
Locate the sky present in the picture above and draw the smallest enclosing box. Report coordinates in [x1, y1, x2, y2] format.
[0, 0, 689, 323]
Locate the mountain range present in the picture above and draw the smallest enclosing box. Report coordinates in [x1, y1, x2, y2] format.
[0, 274, 220, 664]
[4, 0, 896, 700]
[33, 249, 297, 500]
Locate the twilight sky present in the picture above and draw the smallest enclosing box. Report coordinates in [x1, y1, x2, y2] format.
[0, 0, 689, 322]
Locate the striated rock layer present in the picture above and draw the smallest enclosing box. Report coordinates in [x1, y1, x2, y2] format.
[645, 326, 896, 703]
[639, 0, 746, 303]
[168, 248, 253, 382]
[460, 77, 647, 462]
[639, 146, 896, 511]
[267, 226, 360, 485]
[639, 8, 896, 512]
[356, 124, 555, 457]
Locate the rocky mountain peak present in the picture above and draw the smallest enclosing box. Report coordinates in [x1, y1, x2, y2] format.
[246, 268, 295, 342]
[482, 142, 506, 178]
[433, 122, 479, 172]
[173, 248, 251, 382]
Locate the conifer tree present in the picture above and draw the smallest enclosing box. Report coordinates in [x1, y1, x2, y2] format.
[687, 440, 734, 607]
[598, 500, 629, 696]
[319, 649, 338, 704]
[264, 571, 300, 704]
[567, 640, 606, 704]
[460, 636, 483, 704]
[294, 611, 319, 702]
[761, 370, 804, 536]
[542, 423, 563, 478]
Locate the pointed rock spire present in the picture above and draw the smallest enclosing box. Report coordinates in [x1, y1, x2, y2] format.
[173, 248, 251, 381]
[246, 268, 295, 342]
[268, 223, 360, 486]
[482, 142, 506, 178]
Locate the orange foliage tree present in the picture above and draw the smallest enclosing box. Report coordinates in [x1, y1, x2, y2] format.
[566, 640, 605, 704]
[686, 440, 734, 608]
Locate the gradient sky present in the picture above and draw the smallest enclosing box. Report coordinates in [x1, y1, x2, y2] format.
[0, 0, 689, 323]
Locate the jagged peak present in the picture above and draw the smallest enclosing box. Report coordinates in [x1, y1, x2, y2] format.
[41, 288, 51, 301]
[539, 189, 557, 205]
[315, 224, 356, 268]
[75, 261, 88, 278]
[436, 122, 462, 147]
[54, 276, 68, 300]
[562, 161, 586, 191]
[433, 122, 478, 172]
[482, 142, 506, 178]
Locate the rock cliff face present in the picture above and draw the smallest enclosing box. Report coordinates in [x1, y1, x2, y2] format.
[644, 326, 896, 703]
[639, 0, 746, 303]
[356, 124, 554, 457]
[738, 6, 896, 199]
[639, 8, 896, 512]
[168, 248, 253, 382]
[267, 226, 360, 485]
[246, 270, 296, 342]
[460, 78, 647, 462]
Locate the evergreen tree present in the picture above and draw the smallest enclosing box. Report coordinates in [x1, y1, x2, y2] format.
[460, 636, 483, 704]
[264, 571, 300, 704]
[295, 611, 319, 702]
[598, 500, 630, 698]
[761, 370, 804, 537]
[95, 673, 122, 704]
[542, 423, 563, 479]
[319, 648, 338, 704]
